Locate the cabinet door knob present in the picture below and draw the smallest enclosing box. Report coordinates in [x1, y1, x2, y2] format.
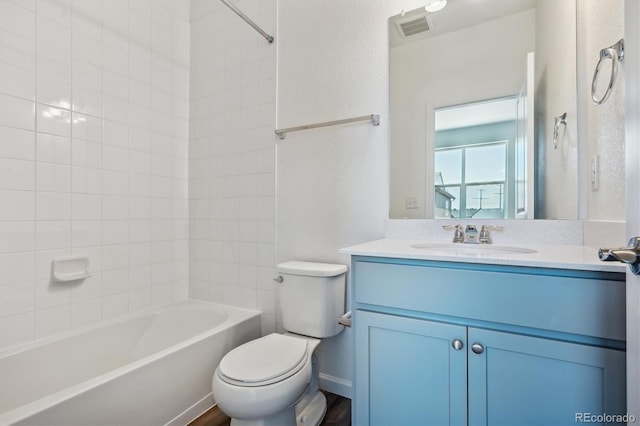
[451, 339, 464, 350]
[471, 343, 484, 354]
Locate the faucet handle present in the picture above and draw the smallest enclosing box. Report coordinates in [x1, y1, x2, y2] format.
[442, 224, 462, 230]
[443, 224, 464, 243]
[479, 225, 503, 243]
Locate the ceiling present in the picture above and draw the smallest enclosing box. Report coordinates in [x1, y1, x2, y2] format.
[389, 0, 536, 48]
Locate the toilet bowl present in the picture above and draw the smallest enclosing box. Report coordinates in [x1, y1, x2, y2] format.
[211, 261, 347, 426]
[212, 333, 323, 426]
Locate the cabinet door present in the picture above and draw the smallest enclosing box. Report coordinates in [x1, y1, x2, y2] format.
[468, 328, 626, 426]
[355, 310, 467, 426]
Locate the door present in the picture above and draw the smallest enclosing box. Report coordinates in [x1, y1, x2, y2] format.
[468, 328, 626, 426]
[627, 0, 640, 416]
[354, 310, 467, 426]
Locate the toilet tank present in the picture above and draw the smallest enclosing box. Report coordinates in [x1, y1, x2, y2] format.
[277, 261, 347, 338]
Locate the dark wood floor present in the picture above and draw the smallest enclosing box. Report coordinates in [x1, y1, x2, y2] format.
[189, 391, 350, 426]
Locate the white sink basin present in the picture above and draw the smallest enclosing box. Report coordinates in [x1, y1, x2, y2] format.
[410, 243, 538, 256]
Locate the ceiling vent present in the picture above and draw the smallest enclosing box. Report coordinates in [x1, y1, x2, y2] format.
[393, 12, 433, 38]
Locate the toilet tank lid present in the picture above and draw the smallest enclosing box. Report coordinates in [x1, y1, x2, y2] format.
[278, 261, 347, 277]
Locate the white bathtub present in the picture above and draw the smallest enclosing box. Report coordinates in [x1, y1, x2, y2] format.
[0, 300, 262, 426]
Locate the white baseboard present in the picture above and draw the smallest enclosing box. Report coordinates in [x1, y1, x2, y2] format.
[166, 393, 215, 426]
[319, 373, 352, 399]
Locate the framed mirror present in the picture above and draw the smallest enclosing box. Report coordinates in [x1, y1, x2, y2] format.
[389, 0, 578, 219]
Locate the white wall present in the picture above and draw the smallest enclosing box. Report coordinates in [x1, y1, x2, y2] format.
[188, 0, 277, 335]
[534, 0, 578, 220]
[390, 10, 536, 219]
[0, 0, 191, 350]
[577, 0, 625, 221]
[277, 0, 397, 397]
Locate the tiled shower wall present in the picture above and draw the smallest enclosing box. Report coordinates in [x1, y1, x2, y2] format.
[189, 0, 277, 334]
[0, 0, 191, 350]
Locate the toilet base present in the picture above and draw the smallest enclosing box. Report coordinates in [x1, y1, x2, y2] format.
[295, 391, 327, 426]
[229, 409, 296, 426]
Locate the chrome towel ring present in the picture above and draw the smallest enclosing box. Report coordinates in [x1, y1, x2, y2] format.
[591, 39, 624, 105]
[553, 112, 567, 150]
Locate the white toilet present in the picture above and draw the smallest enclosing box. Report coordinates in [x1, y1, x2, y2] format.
[211, 261, 347, 426]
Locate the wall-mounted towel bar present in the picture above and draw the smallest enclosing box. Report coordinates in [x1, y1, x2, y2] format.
[591, 39, 624, 105]
[219, 0, 274, 44]
[275, 114, 380, 139]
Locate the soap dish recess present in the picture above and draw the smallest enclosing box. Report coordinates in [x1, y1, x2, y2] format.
[52, 256, 91, 282]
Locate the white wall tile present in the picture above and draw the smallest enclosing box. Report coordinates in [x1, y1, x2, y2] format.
[0, 2, 36, 41]
[72, 113, 102, 143]
[0, 312, 35, 350]
[37, 49, 71, 82]
[102, 268, 128, 295]
[0, 190, 35, 221]
[129, 286, 151, 313]
[72, 220, 102, 247]
[35, 280, 71, 309]
[72, 86, 102, 117]
[71, 298, 101, 329]
[36, 221, 71, 250]
[102, 170, 128, 195]
[1, 30, 36, 72]
[0, 252, 35, 285]
[71, 272, 101, 302]
[73, 32, 102, 67]
[37, 15, 72, 57]
[71, 1, 102, 40]
[36, 73, 71, 108]
[0, 282, 35, 317]
[1, 62, 36, 100]
[1, 95, 35, 130]
[71, 193, 102, 220]
[36, 192, 71, 221]
[0, 158, 35, 190]
[35, 304, 71, 339]
[103, 195, 129, 220]
[37, 104, 71, 137]
[72, 59, 102, 92]
[0, 222, 36, 254]
[102, 220, 128, 245]
[102, 292, 128, 321]
[103, 96, 129, 124]
[37, 0, 72, 28]
[36, 162, 71, 192]
[0, 0, 190, 350]
[151, 282, 172, 307]
[102, 145, 129, 171]
[102, 245, 129, 270]
[37, 133, 71, 164]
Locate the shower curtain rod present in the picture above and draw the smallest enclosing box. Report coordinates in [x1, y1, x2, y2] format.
[219, 0, 274, 44]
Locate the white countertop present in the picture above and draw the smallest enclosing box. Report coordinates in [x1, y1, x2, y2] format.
[338, 239, 626, 273]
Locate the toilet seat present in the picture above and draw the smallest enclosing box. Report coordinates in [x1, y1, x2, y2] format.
[218, 334, 309, 387]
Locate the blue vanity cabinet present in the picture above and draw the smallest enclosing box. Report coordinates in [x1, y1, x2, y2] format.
[467, 328, 626, 425]
[355, 310, 468, 426]
[351, 256, 626, 426]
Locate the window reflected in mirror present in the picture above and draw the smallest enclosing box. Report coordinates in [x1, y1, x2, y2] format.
[433, 98, 522, 219]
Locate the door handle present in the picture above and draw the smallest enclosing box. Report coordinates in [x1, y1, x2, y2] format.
[471, 343, 484, 354]
[451, 339, 464, 350]
[599, 237, 640, 275]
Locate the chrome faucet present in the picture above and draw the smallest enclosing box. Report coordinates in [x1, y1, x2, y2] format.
[444, 224, 503, 243]
[442, 224, 464, 243]
[464, 225, 478, 243]
[478, 225, 503, 244]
